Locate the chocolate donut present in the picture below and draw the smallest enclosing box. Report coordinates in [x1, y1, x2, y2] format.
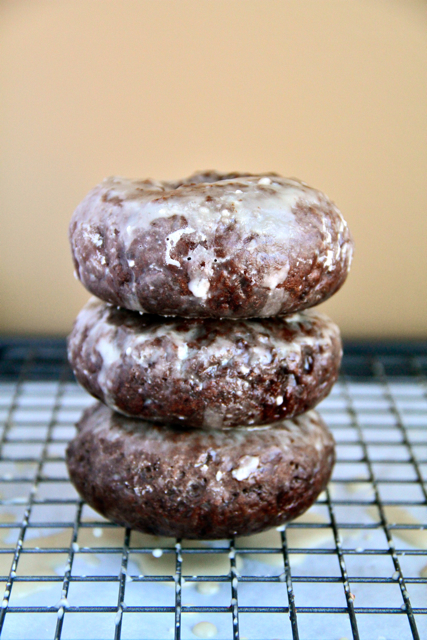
[69, 171, 353, 318]
[66, 403, 335, 539]
[68, 298, 342, 428]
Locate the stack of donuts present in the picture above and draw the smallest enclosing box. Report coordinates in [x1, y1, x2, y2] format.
[66, 172, 353, 539]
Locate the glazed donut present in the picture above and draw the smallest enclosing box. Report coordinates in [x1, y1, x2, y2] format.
[68, 298, 342, 428]
[69, 171, 353, 318]
[66, 403, 335, 539]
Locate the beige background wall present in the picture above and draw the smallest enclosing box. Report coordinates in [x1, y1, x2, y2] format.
[1, 0, 426, 338]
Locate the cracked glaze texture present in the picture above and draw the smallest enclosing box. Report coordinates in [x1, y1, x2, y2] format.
[68, 298, 342, 428]
[69, 171, 354, 318]
[66, 403, 335, 539]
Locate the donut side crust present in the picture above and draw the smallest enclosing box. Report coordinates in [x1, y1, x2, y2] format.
[66, 403, 335, 539]
[68, 299, 342, 428]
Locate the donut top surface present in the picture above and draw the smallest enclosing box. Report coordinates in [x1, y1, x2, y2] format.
[70, 171, 354, 317]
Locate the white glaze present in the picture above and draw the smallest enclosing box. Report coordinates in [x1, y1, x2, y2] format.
[165, 227, 195, 267]
[192, 621, 218, 639]
[232, 455, 260, 481]
[70, 173, 353, 315]
[88, 175, 301, 243]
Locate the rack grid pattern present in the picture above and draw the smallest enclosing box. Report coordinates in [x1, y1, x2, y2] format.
[0, 339, 426, 640]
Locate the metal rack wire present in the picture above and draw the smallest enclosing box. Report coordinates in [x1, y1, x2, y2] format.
[0, 339, 426, 639]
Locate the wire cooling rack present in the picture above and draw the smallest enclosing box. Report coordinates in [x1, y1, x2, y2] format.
[0, 339, 426, 640]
